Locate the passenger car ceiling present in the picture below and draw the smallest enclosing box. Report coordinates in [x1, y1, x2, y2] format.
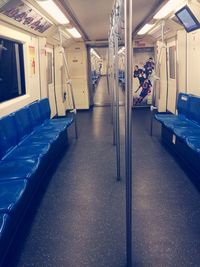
[60, 0, 163, 41]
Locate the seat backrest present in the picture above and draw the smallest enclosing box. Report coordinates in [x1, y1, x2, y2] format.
[187, 95, 200, 124]
[0, 114, 18, 158]
[38, 98, 51, 121]
[14, 108, 33, 141]
[177, 93, 190, 116]
[27, 102, 43, 128]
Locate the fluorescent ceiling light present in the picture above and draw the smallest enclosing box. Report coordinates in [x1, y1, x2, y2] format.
[90, 49, 101, 59]
[118, 47, 125, 54]
[36, 0, 69, 24]
[66, 27, 82, 38]
[154, 0, 186, 20]
[137, 24, 155, 35]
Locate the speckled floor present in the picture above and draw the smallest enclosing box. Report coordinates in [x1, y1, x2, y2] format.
[93, 76, 124, 106]
[4, 100, 200, 266]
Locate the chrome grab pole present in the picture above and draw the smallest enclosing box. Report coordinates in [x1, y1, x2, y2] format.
[112, 33, 117, 146]
[59, 29, 78, 139]
[150, 21, 165, 136]
[125, 0, 133, 265]
[114, 5, 121, 181]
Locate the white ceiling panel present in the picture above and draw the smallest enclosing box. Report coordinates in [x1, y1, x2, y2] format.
[60, 0, 163, 41]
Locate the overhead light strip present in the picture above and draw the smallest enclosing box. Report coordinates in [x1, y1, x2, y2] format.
[137, 23, 155, 35]
[36, 0, 69, 25]
[90, 49, 101, 59]
[153, 0, 186, 20]
[66, 27, 82, 38]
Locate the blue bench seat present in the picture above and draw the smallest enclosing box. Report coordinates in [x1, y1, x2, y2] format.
[173, 125, 200, 140]
[0, 159, 39, 181]
[163, 118, 194, 131]
[0, 214, 10, 240]
[0, 97, 74, 262]
[155, 93, 200, 175]
[0, 180, 28, 214]
[186, 137, 200, 153]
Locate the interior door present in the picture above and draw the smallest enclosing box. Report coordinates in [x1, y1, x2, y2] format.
[46, 45, 57, 117]
[166, 39, 177, 114]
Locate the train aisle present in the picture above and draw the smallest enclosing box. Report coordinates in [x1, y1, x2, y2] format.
[93, 76, 124, 106]
[4, 111, 200, 266]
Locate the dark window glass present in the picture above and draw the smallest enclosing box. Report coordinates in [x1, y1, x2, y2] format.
[0, 37, 26, 103]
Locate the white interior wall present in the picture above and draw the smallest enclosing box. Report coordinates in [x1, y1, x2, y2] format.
[177, 30, 187, 93]
[187, 29, 200, 96]
[65, 42, 90, 109]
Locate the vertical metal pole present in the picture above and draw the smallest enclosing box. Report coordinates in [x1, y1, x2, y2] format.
[125, 0, 133, 266]
[112, 35, 117, 146]
[150, 21, 165, 136]
[59, 30, 78, 139]
[114, 10, 121, 181]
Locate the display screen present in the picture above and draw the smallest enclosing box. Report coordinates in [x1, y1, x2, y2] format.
[175, 6, 199, 32]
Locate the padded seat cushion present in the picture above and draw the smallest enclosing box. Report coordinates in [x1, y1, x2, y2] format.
[155, 114, 184, 124]
[44, 116, 74, 129]
[0, 179, 28, 214]
[0, 115, 18, 159]
[38, 98, 51, 121]
[20, 132, 59, 146]
[186, 137, 200, 153]
[14, 108, 32, 141]
[163, 118, 193, 130]
[173, 126, 200, 140]
[0, 159, 39, 181]
[28, 102, 43, 128]
[0, 214, 10, 239]
[4, 144, 50, 160]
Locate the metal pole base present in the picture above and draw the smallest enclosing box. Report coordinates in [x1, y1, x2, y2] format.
[150, 105, 157, 137]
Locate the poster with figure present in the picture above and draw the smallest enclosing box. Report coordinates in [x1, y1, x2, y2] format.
[133, 47, 155, 107]
[0, 0, 52, 33]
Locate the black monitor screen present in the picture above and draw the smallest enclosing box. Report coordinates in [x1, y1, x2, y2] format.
[175, 6, 199, 32]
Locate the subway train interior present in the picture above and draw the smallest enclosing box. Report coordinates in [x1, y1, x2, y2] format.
[1, 0, 200, 266]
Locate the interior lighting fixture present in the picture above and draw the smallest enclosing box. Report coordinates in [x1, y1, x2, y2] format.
[36, 0, 69, 24]
[137, 23, 155, 35]
[153, 0, 186, 20]
[66, 27, 82, 38]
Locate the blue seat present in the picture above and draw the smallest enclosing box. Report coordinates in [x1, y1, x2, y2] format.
[155, 93, 190, 125]
[0, 214, 10, 240]
[0, 179, 28, 214]
[14, 108, 33, 141]
[187, 95, 200, 124]
[0, 115, 18, 159]
[163, 118, 193, 131]
[155, 113, 178, 123]
[0, 159, 39, 181]
[173, 125, 200, 140]
[186, 137, 200, 153]
[28, 102, 43, 129]
[4, 143, 50, 160]
[39, 98, 74, 129]
[0, 97, 71, 259]
[171, 95, 200, 136]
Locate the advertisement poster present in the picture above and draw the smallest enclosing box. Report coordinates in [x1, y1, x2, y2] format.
[0, 0, 52, 33]
[133, 47, 155, 107]
[29, 46, 36, 76]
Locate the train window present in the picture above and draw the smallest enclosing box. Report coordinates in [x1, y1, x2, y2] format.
[0, 37, 26, 103]
[169, 46, 176, 79]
